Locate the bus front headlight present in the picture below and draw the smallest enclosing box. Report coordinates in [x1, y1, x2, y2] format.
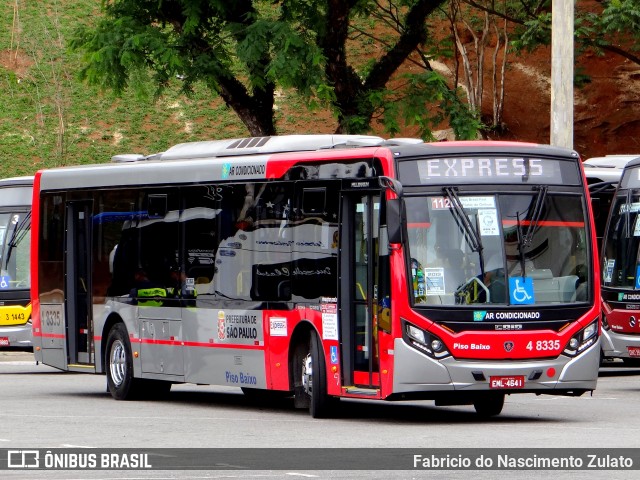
[563, 321, 598, 357]
[403, 320, 450, 359]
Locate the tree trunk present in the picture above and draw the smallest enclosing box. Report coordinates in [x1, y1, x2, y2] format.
[215, 75, 276, 137]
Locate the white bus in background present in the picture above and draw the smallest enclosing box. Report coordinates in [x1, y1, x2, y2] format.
[600, 157, 640, 366]
[583, 155, 638, 251]
[0, 176, 34, 350]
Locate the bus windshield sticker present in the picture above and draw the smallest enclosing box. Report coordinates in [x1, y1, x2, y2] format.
[321, 303, 338, 340]
[459, 196, 496, 209]
[636, 266, 640, 290]
[478, 209, 499, 236]
[430, 196, 496, 211]
[269, 317, 287, 337]
[619, 202, 640, 214]
[425, 268, 445, 295]
[509, 276, 535, 305]
[604, 259, 615, 283]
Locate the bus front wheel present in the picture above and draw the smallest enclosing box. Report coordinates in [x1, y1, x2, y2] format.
[473, 393, 505, 417]
[106, 323, 144, 400]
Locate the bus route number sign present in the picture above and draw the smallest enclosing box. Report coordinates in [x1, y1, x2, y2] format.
[489, 375, 525, 389]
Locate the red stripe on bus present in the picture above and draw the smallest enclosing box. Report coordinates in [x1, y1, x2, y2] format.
[183, 341, 263, 350]
[127, 338, 264, 350]
[37, 332, 66, 339]
[502, 220, 584, 227]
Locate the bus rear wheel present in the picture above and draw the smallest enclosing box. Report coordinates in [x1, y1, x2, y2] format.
[106, 323, 145, 400]
[473, 393, 505, 417]
[301, 331, 332, 418]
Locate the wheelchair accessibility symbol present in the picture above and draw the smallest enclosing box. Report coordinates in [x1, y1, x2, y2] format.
[509, 276, 534, 305]
[330, 345, 339, 364]
[635, 266, 640, 290]
[0, 276, 10, 289]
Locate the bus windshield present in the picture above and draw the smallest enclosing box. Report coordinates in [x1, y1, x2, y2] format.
[0, 212, 31, 291]
[406, 192, 589, 307]
[602, 191, 640, 289]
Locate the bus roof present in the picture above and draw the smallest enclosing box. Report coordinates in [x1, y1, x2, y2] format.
[583, 164, 623, 184]
[583, 154, 640, 169]
[0, 176, 34, 208]
[36, 136, 586, 191]
[0, 176, 34, 187]
[623, 156, 640, 169]
[113, 134, 390, 162]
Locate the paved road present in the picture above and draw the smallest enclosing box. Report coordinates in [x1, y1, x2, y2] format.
[1, 351, 639, 479]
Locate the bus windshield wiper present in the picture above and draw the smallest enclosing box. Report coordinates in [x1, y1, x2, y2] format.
[443, 187, 483, 253]
[4, 211, 31, 269]
[516, 212, 527, 276]
[522, 186, 548, 247]
[625, 188, 632, 239]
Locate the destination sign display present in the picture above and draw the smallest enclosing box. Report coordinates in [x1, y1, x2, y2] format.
[398, 157, 581, 185]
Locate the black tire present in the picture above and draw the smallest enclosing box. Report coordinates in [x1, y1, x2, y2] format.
[473, 393, 505, 417]
[308, 331, 331, 418]
[105, 323, 145, 400]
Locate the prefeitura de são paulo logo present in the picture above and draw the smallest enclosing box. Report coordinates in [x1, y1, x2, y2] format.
[217, 311, 226, 340]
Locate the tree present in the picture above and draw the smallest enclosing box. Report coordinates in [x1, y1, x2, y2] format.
[464, 0, 640, 67]
[296, 0, 477, 136]
[71, 0, 481, 139]
[445, 0, 508, 133]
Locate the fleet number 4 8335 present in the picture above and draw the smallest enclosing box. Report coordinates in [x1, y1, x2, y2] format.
[526, 340, 560, 351]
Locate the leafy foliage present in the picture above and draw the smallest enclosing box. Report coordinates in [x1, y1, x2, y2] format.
[70, 0, 480, 139]
[481, 0, 640, 65]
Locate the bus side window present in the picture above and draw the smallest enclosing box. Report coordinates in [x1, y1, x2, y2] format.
[180, 185, 223, 296]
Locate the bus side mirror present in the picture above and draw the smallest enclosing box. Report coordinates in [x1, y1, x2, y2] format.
[387, 198, 403, 244]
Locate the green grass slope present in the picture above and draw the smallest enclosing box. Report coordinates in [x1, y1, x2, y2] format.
[0, 1, 258, 178]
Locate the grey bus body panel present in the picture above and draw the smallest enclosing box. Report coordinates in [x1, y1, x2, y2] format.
[0, 323, 32, 348]
[601, 328, 640, 359]
[392, 337, 599, 394]
[38, 157, 272, 191]
[94, 301, 268, 388]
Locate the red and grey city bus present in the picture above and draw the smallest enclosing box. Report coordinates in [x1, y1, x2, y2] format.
[600, 156, 640, 365]
[0, 176, 33, 350]
[31, 135, 601, 417]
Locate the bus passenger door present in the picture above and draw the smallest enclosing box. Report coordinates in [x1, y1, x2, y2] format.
[340, 192, 381, 389]
[65, 201, 93, 366]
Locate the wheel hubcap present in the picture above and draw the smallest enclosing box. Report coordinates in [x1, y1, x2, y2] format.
[302, 353, 313, 396]
[109, 340, 126, 387]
